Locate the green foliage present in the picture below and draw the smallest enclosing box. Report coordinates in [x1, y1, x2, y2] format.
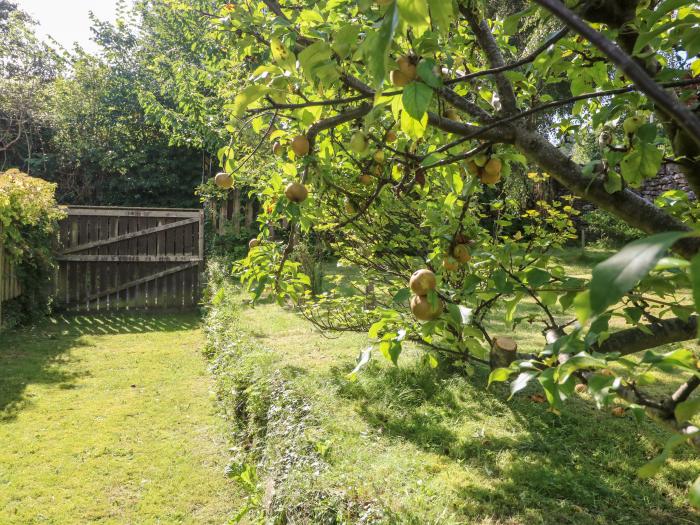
[204, 261, 700, 524]
[0, 169, 64, 327]
[582, 209, 645, 247]
[0, 3, 203, 208]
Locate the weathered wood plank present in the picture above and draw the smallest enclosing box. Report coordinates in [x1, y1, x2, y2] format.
[66, 208, 200, 218]
[80, 262, 199, 304]
[56, 255, 202, 263]
[61, 218, 199, 254]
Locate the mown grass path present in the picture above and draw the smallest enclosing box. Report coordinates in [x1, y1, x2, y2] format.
[0, 313, 237, 524]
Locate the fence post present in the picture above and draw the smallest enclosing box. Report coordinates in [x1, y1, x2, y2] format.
[232, 189, 241, 234]
[245, 199, 254, 229]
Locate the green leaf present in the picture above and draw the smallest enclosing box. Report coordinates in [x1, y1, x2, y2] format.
[332, 25, 361, 59]
[642, 348, 697, 372]
[298, 41, 334, 83]
[690, 253, 700, 314]
[270, 37, 296, 71]
[509, 371, 538, 399]
[488, 367, 512, 387]
[232, 85, 270, 117]
[401, 109, 428, 138]
[586, 373, 615, 409]
[675, 397, 700, 423]
[397, 0, 430, 33]
[620, 143, 663, 187]
[589, 232, 688, 315]
[427, 0, 453, 34]
[604, 171, 622, 193]
[402, 82, 433, 119]
[366, 3, 399, 90]
[347, 347, 373, 379]
[505, 292, 524, 324]
[525, 267, 550, 287]
[392, 287, 411, 304]
[557, 352, 607, 383]
[538, 367, 562, 409]
[379, 340, 402, 365]
[416, 58, 442, 88]
[690, 475, 700, 509]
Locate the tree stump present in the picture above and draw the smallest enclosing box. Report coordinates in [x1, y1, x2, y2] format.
[490, 336, 518, 370]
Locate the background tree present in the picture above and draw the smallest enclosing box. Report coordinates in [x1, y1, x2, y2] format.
[0, 1, 204, 207]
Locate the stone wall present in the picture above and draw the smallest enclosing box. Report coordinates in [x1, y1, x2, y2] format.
[638, 163, 695, 201]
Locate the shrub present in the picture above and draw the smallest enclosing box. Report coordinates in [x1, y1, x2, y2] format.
[581, 208, 644, 247]
[0, 169, 65, 327]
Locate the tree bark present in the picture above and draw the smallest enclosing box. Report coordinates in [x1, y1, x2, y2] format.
[592, 316, 698, 356]
[515, 128, 700, 259]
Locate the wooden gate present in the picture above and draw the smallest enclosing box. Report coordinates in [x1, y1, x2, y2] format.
[55, 206, 204, 312]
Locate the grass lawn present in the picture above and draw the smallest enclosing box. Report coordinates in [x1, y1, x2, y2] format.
[210, 249, 700, 524]
[0, 313, 238, 524]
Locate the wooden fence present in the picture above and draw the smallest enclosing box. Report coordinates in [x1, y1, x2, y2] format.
[55, 206, 204, 312]
[0, 224, 22, 326]
[211, 190, 257, 234]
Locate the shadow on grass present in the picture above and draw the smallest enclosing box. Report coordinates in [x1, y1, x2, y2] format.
[0, 312, 199, 422]
[331, 362, 698, 525]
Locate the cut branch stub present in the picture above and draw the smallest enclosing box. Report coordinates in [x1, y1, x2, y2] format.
[490, 336, 518, 370]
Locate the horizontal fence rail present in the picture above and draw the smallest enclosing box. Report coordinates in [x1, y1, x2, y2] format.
[56, 206, 204, 312]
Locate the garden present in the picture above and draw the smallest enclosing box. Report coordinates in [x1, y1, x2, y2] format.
[2, 0, 700, 523]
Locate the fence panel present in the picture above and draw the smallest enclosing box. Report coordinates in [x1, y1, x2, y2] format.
[55, 206, 204, 312]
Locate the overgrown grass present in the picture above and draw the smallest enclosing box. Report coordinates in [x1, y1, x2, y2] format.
[0, 313, 239, 524]
[205, 253, 700, 524]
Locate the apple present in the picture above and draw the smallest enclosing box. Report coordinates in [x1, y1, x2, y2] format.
[344, 198, 358, 214]
[350, 131, 369, 153]
[442, 257, 459, 272]
[373, 150, 385, 163]
[480, 170, 501, 185]
[409, 269, 436, 295]
[214, 172, 233, 189]
[484, 158, 502, 178]
[386, 130, 398, 143]
[358, 174, 372, 186]
[453, 244, 471, 264]
[390, 69, 411, 87]
[272, 141, 283, 156]
[397, 55, 417, 80]
[465, 160, 479, 175]
[623, 115, 644, 135]
[474, 154, 489, 167]
[291, 135, 310, 156]
[284, 182, 308, 203]
[410, 294, 443, 321]
[248, 239, 260, 249]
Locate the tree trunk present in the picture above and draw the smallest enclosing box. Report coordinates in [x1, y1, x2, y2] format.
[490, 336, 518, 369]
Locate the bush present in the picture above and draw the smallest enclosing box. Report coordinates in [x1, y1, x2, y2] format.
[0, 169, 65, 328]
[581, 208, 644, 247]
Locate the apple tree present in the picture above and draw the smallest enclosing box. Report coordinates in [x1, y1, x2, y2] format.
[163, 0, 700, 499]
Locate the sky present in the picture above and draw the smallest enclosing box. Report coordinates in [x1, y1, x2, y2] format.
[16, 0, 135, 53]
